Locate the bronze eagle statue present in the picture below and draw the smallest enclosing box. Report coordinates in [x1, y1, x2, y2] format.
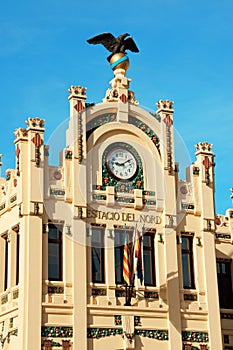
[87, 32, 139, 61]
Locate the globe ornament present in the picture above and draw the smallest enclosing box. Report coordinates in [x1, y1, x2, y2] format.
[110, 53, 130, 71]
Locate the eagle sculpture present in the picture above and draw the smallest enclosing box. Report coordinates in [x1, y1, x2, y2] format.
[87, 33, 139, 61]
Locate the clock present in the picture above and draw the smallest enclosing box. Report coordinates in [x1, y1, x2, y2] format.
[106, 147, 138, 180]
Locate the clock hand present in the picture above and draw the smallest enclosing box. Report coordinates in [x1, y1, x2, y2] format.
[122, 159, 132, 165]
[112, 159, 133, 166]
[113, 161, 124, 166]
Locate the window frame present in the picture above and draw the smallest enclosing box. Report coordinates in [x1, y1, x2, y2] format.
[3, 234, 8, 291]
[217, 259, 233, 309]
[91, 227, 105, 284]
[181, 234, 195, 289]
[48, 223, 63, 281]
[143, 231, 156, 287]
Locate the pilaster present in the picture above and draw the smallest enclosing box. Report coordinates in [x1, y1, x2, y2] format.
[72, 219, 87, 350]
[164, 227, 182, 350]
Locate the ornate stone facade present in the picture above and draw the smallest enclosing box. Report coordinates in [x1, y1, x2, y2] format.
[0, 63, 232, 350]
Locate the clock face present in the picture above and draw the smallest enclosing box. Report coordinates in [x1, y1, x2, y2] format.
[106, 147, 138, 180]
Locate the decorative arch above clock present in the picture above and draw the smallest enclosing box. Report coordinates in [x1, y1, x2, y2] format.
[128, 115, 160, 155]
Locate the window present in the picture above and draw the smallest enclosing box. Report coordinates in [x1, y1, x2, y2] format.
[114, 230, 133, 285]
[224, 335, 230, 344]
[181, 235, 195, 289]
[48, 224, 63, 281]
[143, 232, 155, 286]
[3, 235, 8, 291]
[16, 233, 20, 285]
[91, 228, 105, 283]
[217, 260, 233, 309]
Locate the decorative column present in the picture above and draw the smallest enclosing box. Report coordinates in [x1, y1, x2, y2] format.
[195, 142, 222, 350]
[67, 85, 87, 162]
[156, 100, 175, 175]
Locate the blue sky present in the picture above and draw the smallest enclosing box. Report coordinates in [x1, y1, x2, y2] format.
[0, 0, 232, 214]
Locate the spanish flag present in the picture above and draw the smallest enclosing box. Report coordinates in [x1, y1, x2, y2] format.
[123, 236, 130, 285]
[134, 229, 143, 284]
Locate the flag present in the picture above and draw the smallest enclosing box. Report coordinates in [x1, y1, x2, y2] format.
[134, 229, 143, 284]
[123, 235, 130, 285]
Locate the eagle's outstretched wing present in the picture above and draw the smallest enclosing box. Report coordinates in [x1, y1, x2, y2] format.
[124, 37, 139, 53]
[87, 33, 117, 53]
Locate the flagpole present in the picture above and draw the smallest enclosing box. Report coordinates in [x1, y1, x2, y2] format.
[123, 229, 136, 306]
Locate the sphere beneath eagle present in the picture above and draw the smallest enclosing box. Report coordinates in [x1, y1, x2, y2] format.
[109, 53, 130, 71]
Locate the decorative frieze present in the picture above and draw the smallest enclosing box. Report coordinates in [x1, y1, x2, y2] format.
[215, 233, 231, 240]
[143, 199, 156, 206]
[184, 293, 198, 301]
[182, 331, 208, 343]
[10, 195, 17, 204]
[144, 291, 159, 299]
[87, 328, 123, 339]
[135, 329, 168, 340]
[128, 116, 160, 153]
[93, 194, 107, 201]
[91, 288, 107, 296]
[12, 289, 19, 299]
[143, 190, 155, 196]
[87, 328, 169, 340]
[0, 203, 6, 211]
[1, 295, 8, 305]
[134, 316, 141, 327]
[114, 315, 122, 326]
[41, 326, 73, 338]
[181, 203, 195, 210]
[50, 188, 65, 196]
[86, 113, 117, 140]
[48, 286, 64, 294]
[115, 196, 134, 204]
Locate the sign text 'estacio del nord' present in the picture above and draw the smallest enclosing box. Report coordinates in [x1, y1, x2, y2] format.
[86, 207, 161, 224]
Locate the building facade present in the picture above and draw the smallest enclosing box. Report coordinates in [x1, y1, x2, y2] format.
[0, 57, 233, 350]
